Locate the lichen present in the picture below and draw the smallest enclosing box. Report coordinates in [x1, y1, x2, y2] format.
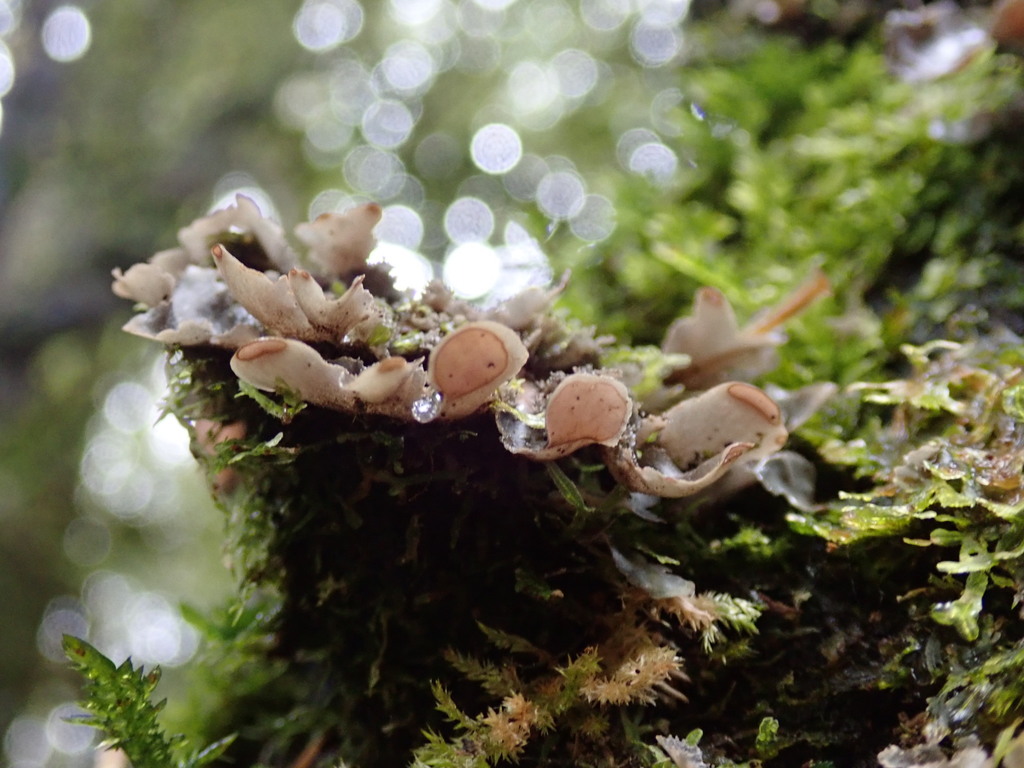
[97, 188, 826, 767]
[72, 8, 1024, 767]
[113, 194, 810, 504]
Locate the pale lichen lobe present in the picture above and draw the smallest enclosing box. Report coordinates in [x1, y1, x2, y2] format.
[113, 194, 829, 499]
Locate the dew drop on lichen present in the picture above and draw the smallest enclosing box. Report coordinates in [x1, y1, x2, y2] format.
[411, 390, 443, 423]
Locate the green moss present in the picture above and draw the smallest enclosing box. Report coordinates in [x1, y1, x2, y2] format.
[554, 38, 1024, 386]
[64, 636, 235, 768]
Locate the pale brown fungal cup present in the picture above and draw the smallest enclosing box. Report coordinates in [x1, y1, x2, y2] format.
[428, 321, 529, 419]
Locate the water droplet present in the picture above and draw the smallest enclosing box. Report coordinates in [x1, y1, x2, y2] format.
[411, 389, 443, 423]
[690, 101, 706, 121]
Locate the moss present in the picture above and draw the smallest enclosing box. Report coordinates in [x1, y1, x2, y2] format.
[167, 351, 744, 766]
[64, 635, 235, 768]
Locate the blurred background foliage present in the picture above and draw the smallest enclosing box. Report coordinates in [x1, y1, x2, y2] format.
[4, 0, 1024, 765]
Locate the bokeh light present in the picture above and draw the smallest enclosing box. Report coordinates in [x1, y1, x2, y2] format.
[389, 0, 445, 27]
[488, 221, 553, 301]
[551, 48, 599, 99]
[0, 40, 13, 97]
[293, 0, 364, 52]
[444, 196, 494, 243]
[379, 40, 436, 94]
[616, 127, 660, 168]
[627, 140, 678, 184]
[82, 570, 201, 668]
[4, 716, 51, 768]
[458, 1, 507, 38]
[124, 591, 199, 666]
[507, 60, 563, 129]
[44, 704, 94, 756]
[40, 6, 90, 63]
[362, 99, 416, 148]
[369, 242, 434, 293]
[536, 170, 586, 220]
[650, 87, 685, 136]
[36, 597, 88, 663]
[472, 0, 517, 11]
[210, 173, 280, 220]
[74, 356, 200, 552]
[640, 0, 691, 25]
[308, 188, 351, 219]
[274, 73, 327, 128]
[329, 58, 375, 125]
[378, 203, 425, 249]
[470, 123, 522, 174]
[0, 1, 19, 37]
[629, 19, 682, 67]
[443, 241, 501, 298]
[147, 409, 194, 470]
[526, 1, 575, 47]
[580, 0, 630, 31]
[570, 194, 616, 241]
[102, 381, 154, 434]
[503, 154, 548, 201]
[344, 145, 407, 198]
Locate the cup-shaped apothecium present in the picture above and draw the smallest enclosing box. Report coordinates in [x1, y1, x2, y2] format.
[427, 321, 530, 420]
[113, 194, 827, 500]
[499, 372, 632, 462]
